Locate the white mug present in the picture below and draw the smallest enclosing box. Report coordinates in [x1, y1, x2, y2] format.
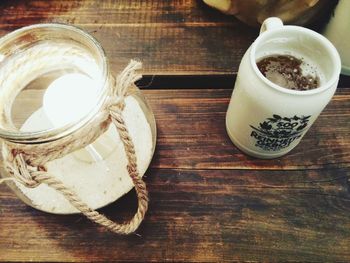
[322, 0, 350, 75]
[226, 17, 341, 159]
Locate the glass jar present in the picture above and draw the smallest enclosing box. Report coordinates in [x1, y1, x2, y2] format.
[0, 24, 156, 214]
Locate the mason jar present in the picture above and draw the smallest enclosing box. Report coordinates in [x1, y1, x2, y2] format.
[0, 24, 156, 214]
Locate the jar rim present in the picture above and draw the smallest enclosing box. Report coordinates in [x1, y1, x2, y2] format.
[0, 23, 109, 144]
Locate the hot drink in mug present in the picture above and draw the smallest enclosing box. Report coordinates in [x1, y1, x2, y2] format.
[226, 17, 341, 158]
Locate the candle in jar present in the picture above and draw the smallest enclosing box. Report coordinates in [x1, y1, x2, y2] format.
[18, 69, 154, 213]
[43, 73, 113, 162]
[5, 41, 154, 214]
[43, 73, 99, 127]
[18, 94, 153, 213]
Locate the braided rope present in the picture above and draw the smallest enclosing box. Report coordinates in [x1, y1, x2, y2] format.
[0, 60, 150, 235]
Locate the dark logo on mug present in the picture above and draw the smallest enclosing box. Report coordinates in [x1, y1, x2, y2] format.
[250, 114, 311, 151]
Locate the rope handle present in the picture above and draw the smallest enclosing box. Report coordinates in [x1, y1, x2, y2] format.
[0, 61, 149, 235]
[0, 104, 149, 235]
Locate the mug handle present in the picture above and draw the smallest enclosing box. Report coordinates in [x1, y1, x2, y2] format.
[260, 17, 284, 35]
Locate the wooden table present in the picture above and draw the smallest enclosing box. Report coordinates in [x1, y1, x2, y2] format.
[0, 1, 349, 262]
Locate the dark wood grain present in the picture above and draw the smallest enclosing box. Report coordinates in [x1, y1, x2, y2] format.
[9, 88, 350, 170]
[1, 168, 349, 262]
[0, 0, 257, 76]
[0, 1, 349, 261]
[0, 88, 349, 262]
[147, 88, 350, 170]
[1, 0, 349, 88]
[0, 0, 349, 88]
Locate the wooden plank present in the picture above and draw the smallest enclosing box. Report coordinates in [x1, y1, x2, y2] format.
[0, 0, 257, 75]
[146, 88, 350, 170]
[7, 87, 350, 169]
[1, 0, 349, 87]
[0, 2, 348, 261]
[7, 88, 350, 169]
[1, 87, 349, 261]
[1, 167, 349, 261]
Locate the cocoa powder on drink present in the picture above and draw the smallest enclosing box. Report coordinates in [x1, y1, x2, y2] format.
[257, 55, 320, 91]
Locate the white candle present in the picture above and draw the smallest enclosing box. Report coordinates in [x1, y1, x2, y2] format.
[43, 73, 106, 162]
[43, 73, 99, 127]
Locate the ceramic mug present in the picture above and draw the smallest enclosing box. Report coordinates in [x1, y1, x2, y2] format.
[226, 17, 341, 159]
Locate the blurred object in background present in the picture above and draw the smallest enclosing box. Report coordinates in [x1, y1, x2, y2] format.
[203, 0, 337, 27]
[322, 0, 350, 75]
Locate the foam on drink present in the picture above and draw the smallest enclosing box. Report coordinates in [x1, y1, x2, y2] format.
[256, 54, 321, 91]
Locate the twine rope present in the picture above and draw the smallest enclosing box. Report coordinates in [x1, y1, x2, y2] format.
[0, 60, 149, 235]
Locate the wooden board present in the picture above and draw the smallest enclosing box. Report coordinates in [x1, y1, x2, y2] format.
[0, 0, 260, 75]
[1, 88, 349, 262]
[147, 89, 350, 170]
[8, 88, 350, 170]
[0, 0, 349, 88]
[1, 168, 349, 262]
[0, 1, 349, 261]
